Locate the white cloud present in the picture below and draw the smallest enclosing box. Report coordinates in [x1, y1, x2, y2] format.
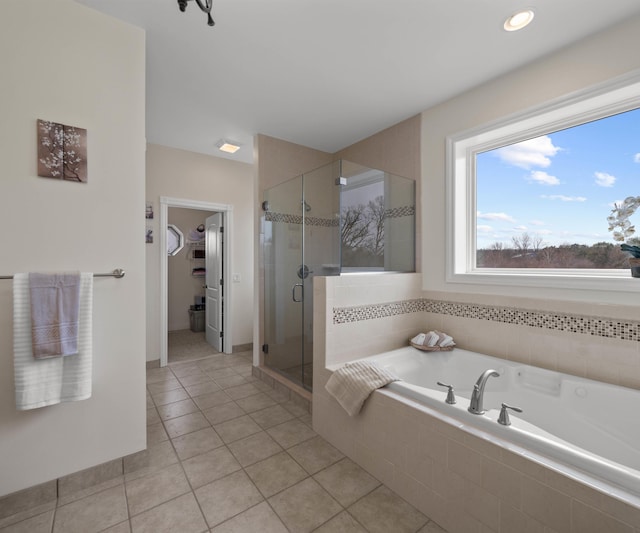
[477, 211, 516, 223]
[529, 220, 545, 226]
[495, 135, 561, 169]
[540, 194, 587, 202]
[529, 171, 560, 186]
[513, 225, 528, 231]
[595, 171, 616, 187]
[477, 225, 493, 233]
[634, 153, 640, 163]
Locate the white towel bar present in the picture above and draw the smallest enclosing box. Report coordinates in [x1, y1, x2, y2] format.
[0, 269, 125, 280]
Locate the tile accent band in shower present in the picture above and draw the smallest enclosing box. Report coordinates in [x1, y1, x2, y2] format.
[333, 298, 640, 342]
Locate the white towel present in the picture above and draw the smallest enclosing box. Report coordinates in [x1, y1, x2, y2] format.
[325, 361, 399, 416]
[14, 272, 93, 410]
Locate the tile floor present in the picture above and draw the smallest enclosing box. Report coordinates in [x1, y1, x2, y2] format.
[0, 350, 447, 533]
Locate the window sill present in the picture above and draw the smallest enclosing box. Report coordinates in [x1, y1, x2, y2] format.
[447, 269, 640, 293]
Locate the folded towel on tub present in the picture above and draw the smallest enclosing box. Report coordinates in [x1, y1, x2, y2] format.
[325, 361, 400, 416]
[29, 272, 81, 358]
[14, 272, 93, 410]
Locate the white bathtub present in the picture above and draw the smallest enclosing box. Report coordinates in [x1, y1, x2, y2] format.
[361, 346, 640, 500]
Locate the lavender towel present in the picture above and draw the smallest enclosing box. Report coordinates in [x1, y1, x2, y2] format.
[325, 361, 400, 416]
[29, 272, 81, 358]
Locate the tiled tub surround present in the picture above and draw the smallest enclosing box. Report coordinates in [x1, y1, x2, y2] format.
[312, 274, 640, 533]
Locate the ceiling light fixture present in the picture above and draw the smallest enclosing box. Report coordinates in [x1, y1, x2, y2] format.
[504, 9, 534, 32]
[216, 140, 241, 154]
[177, 0, 215, 27]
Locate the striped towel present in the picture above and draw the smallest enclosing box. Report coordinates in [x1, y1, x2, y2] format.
[325, 361, 400, 416]
[13, 273, 93, 410]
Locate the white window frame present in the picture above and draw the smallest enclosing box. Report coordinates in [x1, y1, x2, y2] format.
[446, 70, 640, 293]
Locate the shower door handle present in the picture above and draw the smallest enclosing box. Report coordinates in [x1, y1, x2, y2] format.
[292, 283, 304, 302]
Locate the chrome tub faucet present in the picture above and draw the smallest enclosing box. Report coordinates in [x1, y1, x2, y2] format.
[468, 369, 500, 415]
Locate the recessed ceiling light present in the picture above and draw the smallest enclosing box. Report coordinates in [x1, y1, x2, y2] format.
[504, 10, 534, 32]
[216, 139, 241, 154]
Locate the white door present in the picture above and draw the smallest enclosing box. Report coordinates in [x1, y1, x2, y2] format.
[205, 213, 223, 351]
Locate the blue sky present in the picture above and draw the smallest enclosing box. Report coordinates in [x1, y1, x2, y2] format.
[476, 107, 640, 249]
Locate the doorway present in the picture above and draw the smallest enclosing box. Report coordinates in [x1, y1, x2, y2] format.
[159, 196, 233, 367]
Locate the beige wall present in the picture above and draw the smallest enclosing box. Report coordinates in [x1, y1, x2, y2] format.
[146, 144, 254, 360]
[0, 0, 146, 496]
[168, 207, 212, 332]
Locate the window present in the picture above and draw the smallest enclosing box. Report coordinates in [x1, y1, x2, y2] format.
[446, 72, 640, 291]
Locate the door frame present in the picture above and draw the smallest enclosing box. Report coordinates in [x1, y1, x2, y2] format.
[159, 196, 233, 366]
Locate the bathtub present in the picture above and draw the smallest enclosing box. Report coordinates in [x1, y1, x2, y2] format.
[360, 346, 640, 501]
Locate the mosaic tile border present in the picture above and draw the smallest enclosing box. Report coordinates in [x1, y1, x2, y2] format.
[333, 298, 640, 342]
[264, 211, 338, 227]
[264, 205, 414, 228]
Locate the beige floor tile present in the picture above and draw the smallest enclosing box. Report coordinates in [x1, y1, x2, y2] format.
[235, 393, 277, 413]
[177, 372, 213, 387]
[181, 447, 242, 489]
[348, 485, 428, 533]
[163, 412, 210, 438]
[418, 520, 448, 532]
[151, 388, 190, 406]
[193, 390, 233, 410]
[124, 441, 179, 481]
[264, 388, 291, 404]
[205, 367, 238, 380]
[224, 383, 262, 400]
[267, 419, 317, 449]
[213, 375, 248, 389]
[287, 436, 344, 475]
[249, 405, 295, 429]
[172, 427, 224, 460]
[53, 485, 128, 533]
[314, 511, 367, 533]
[195, 471, 263, 528]
[146, 422, 169, 445]
[145, 367, 175, 385]
[245, 452, 308, 498]
[268, 477, 342, 533]
[280, 400, 309, 417]
[146, 378, 182, 396]
[184, 381, 222, 398]
[157, 398, 199, 421]
[57, 476, 124, 507]
[101, 521, 131, 533]
[214, 415, 262, 444]
[0, 509, 54, 533]
[209, 502, 288, 533]
[314, 458, 380, 507]
[0, 501, 55, 531]
[227, 431, 283, 467]
[125, 463, 190, 517]
[202, 402, 245, 426]
[169, 362, 204, 378]
[129, 493, 207, 533]
[146, 407, 160, 426]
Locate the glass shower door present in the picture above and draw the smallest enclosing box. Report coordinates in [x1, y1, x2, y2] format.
[262, 161, 341, 390]
[263, 175, 305, 387]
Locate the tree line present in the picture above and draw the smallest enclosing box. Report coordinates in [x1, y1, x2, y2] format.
[478, 233, 637, 269]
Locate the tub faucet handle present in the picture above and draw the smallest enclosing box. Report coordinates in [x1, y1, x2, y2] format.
[498, 403, 523, 426]
[436, 381, 456, 404]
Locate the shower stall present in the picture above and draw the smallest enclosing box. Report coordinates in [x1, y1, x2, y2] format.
[262, 160, 415, 391]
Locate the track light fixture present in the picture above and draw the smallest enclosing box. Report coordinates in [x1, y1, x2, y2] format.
[177, 0, 215, 27]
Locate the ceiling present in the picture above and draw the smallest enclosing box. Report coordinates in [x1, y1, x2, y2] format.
[77, 0, 640, 164]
